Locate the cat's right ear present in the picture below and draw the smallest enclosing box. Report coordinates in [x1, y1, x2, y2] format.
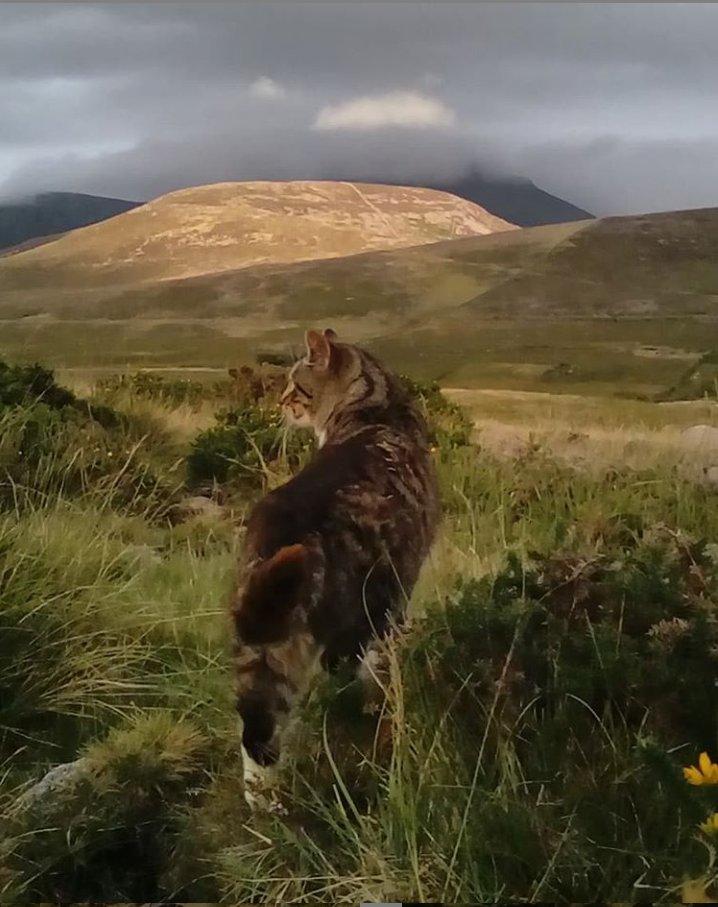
[304, 329, 333, 369]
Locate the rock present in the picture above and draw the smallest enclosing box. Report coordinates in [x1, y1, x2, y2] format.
[682, 425, 718, 449]
[176, 495, 224, 520]
[704, 466, 718, 487]
[15, 758, 94, 810]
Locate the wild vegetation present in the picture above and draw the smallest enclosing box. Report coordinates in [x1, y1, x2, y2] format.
[1, 360, 718, 902]
[2, 207, 718, 398]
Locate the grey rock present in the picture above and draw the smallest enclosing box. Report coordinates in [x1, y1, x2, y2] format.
[682, 425, 718, 449]
[177, 495, 224, 519]
[15, 757, 94, 810]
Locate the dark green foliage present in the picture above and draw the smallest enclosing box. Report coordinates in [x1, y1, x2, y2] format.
[186, 404, 312, 489]
[420, 528, 718, 747]
[0, 361, 77, 409]
[392, 527, 718, 899]
[0, 359, 119, 428]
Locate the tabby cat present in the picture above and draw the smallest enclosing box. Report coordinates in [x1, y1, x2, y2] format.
[229, 328, 441, 807]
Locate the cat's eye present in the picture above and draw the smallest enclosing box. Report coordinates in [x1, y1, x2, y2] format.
[293, 381, 313, 399]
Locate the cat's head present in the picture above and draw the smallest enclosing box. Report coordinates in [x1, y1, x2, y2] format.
[280, 328, 384, 439]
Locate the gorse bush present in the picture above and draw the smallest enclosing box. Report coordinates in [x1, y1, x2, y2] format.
[0, 359, 119, 426]
[416, 525, 718, 751]
[186, 404, 313, 490]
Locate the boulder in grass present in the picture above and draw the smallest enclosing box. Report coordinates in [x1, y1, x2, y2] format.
[682, 425, 718, 449]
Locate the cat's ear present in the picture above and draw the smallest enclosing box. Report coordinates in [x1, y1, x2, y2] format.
[305, 329, 333, 369]
[323, 328, 338, 342]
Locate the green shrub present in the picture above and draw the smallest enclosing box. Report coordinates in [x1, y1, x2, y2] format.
[416, 526, 718, 750]
[186, 404, 312, 490]
[0, 359, 119, 427]
[0, 361, 76, 410]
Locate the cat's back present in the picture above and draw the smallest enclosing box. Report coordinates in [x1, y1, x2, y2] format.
[245, 397, 439, 562]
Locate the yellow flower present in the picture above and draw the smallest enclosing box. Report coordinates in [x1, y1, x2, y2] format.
[684, 752, 718, 786]
[700, 813, 718, 836]
[686, 753, 718, 785]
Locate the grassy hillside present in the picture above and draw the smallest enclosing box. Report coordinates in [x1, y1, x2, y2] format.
[2, 365, 718, 903]
[1, 206, 717, 398]
[0, 180, 515, 289]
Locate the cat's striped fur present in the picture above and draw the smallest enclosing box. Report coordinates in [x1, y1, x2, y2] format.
[230, 328, 441, 807]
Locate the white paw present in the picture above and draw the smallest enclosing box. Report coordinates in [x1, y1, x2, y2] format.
[242, 745, 286, 814]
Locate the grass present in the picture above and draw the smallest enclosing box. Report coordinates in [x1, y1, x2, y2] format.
[2, 208, 718, 395]
[1, 364, 718, 902]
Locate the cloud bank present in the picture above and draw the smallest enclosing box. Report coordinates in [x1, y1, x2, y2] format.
[2, 3, 718, 215]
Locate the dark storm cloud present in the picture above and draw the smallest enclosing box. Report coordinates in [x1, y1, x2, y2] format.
[1, 2, 718, 215]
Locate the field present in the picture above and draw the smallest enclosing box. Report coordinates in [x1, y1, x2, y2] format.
[2, 207, 718, 398]
[2, 360, 718, 903]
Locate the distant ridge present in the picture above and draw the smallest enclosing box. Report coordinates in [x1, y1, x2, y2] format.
[0, 191, 140, 252]
[383, 169, 593, 227]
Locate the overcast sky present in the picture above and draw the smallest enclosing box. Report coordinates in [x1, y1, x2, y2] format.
[2, 2, 718, 216]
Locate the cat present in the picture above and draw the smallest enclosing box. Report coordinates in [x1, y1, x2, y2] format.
[229, 328, 441, 808]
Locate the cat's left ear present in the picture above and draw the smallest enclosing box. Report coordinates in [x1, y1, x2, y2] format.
[305, 328, 336, 369]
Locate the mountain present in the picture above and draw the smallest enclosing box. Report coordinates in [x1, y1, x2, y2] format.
[0, 191, 140, 253]
[0, 180, 516, 288]
[0, 171, 587, 258]
[383, 170, 593, 227]
[441, 172, 593, 227]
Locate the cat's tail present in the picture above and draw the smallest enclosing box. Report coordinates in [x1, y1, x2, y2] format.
[233, 544, 311, 644]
